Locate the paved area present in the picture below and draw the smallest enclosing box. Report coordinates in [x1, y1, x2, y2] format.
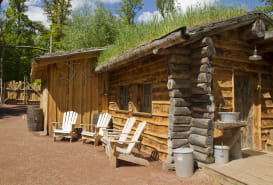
[203, 150, 273, 185]
[0, 104, 217, 185]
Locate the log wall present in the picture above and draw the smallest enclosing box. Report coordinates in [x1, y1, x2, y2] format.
[46, 57, 107, 135]
[108, 55, 169, 160]
[211, 29, 273, 150]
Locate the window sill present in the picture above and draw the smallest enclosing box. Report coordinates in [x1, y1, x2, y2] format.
[115, 110, 130, 114]
[132, 112, 152, 118]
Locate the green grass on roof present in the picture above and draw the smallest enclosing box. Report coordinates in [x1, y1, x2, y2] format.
[98, 4, 246, 64]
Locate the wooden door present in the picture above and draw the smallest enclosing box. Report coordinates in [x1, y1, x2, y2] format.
[235, 74, 253, 149]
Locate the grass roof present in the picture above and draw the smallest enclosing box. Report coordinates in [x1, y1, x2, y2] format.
[98, 4, 246, 64]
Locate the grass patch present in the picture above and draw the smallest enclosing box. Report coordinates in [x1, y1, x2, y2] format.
[98, 4, 246, 64]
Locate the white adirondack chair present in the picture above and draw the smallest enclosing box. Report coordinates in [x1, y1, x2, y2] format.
[52, 111, 78, 142]
[101, 117, 136, 155]
[108, 121, 149, 167]
[81, 113, 111, 146]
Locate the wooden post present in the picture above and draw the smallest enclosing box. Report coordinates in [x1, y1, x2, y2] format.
[164, 48, 192, 171]
[190, 37, 216, 163]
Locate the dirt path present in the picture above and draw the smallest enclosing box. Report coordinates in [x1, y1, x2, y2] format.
[0, 105, 217, 185]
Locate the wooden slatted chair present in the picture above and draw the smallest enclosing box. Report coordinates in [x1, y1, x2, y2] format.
[52, 111, 78, 142]
[81, 113, 111, 146]
[108, 121, 149, 167]
[101, 117, 136, 156]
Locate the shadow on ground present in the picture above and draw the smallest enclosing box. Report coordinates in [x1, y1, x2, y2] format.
[0, 105, 27, 119]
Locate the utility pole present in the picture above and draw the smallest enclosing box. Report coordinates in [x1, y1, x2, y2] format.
[0, 27, 5, 105]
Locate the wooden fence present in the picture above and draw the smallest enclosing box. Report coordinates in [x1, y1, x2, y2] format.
[4, 80, 41, 105]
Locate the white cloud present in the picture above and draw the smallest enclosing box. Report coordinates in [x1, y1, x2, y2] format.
[138, 11, 163, 23]
[26, 0, 42, 6]
[175, 0, 219, 13]
[71, 0, 95, 10]
[26, 6, 49, 28]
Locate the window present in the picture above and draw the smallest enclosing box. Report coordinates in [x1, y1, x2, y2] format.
[140, 84, 152, 113]
[119, 86, 129, 110]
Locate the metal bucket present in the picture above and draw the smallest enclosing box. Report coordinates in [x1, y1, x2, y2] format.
[214, 145, 230, 164]
[218, 112, 240, 122]
[27, 106, 44, 131]
[173, 147, 194, 177]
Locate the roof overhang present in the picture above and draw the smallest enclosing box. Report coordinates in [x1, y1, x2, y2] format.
[31, 48, 104, 79]
[95, 11, 273, 73]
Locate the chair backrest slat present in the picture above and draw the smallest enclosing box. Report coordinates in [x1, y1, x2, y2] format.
[119, 117, 136, 142]
[62, 111, 78, 132]
[126, 121, 146, 154]
[97, 113, 111, 136]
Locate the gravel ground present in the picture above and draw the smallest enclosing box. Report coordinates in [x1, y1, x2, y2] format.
[0, 104, 218, 185]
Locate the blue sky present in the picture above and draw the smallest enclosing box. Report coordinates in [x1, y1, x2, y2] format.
[0, 0, 267, 26]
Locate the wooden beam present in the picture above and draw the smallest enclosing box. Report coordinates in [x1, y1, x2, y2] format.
[240, 19, 266, 40]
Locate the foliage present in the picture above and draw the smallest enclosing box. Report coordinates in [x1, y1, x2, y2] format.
[257, 0, 273, 16]
[155, 0, 175, 19]
[60, 3, 120, 50]
[42, 0, 72, 51]
[98, 4, 246, 64]
[116, 0, 143, 25]
[2, 0, 46, 82]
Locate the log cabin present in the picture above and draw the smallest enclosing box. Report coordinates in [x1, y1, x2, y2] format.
[31, 11, 273, 170]
[31, 48, 108, 135]
[95, 11, 273, 169]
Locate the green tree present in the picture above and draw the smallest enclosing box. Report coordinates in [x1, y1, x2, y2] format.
[155, 0, 175, 19]
[116, 0, 143, 25]
[60, 3, 120, 50]
[2, 0, 45, 81]
[258, 0, 273, 16]
[42, 0, 72, 51]
[91, 3, 120, 46]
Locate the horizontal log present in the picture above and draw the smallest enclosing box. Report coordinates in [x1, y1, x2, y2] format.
[191, 118, 213, 129]
[192, 64, 214, 73]
[168, 130, 190, 139]
[190, 127, 213, 137]
[193, 151, 214, 163]
[192, 112, 214, 119]
[191, 73, 212, 83]
[167, 79, 191, 90]
[192, 83, 211, 95]
[190, 144, 213, 155]
[167, 54, 191, 64]
[170, 98, 191, 107]
[191, 57, 212, 66]
[191, 94, 214, 103]
[153, 48, 190, 56]
[189, 134, 213, 148]
[168, 124, 191, 132]
[168, 72, 191, 80]
[168, 139, 188, 149]
[169, 89, 191, 98]
[168, 63, 190, 72]
[191, 45, 216, 58]
[170, 106, 191, 116]
[169, 115, 192, 124]
[191, 102, 215, 113]
[240, 19, 266, 40]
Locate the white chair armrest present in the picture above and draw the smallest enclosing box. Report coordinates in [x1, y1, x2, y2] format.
[109, 140, 139, 144]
